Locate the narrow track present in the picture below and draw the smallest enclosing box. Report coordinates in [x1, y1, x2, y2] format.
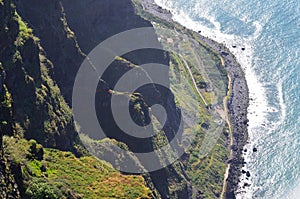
[220, 72, 234, 199]
[179, 54, 209, 107]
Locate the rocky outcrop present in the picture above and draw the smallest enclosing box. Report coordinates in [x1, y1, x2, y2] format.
[10, 0, 194, 198]
[0, 0, 82, 155]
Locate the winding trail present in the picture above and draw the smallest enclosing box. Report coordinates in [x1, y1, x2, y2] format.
[180, 53, 233, 199]
[179, 54, 208, 107]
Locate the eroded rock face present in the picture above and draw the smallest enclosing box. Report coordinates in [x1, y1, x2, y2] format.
[11, 0, 193, 197]
[0, 0, 81, 153]
[13, 0, 153, 104]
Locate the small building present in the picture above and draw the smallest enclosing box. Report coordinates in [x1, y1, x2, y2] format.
[167, 38, 174, 43]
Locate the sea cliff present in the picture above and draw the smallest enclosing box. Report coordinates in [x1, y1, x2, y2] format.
[0, 0, 249, 198]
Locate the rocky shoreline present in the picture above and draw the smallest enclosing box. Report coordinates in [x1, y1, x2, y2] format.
[138, 0, 250, 198]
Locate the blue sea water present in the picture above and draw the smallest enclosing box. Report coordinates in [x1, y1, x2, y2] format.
[154, 0, 300, 198]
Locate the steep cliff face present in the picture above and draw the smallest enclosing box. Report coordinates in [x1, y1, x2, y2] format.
[0, 0, 80, 197]
[0, 0, 152, 198]
[12, 0, 195, 198]
[0, 0, 80, 152]
[13, 0, 153, 104]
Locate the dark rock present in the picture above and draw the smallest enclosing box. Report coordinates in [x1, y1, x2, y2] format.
[198, 81, 207, 89]
[241, 47, 246, 51]
[222, 51, 229, 56]
[246, 171, 251, 178]
[40, 164, 47, 172]
[223, 131, 229, 137]
[201, 123, 210, 130]
[253, 147, 258, 152]
[231, 145, 238, 151]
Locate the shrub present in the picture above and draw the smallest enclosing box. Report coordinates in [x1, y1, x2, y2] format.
[28, 139, 44, 160]
[25, 178, 63, 199]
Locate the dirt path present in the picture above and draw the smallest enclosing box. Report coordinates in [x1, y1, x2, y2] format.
[220, 72, 234, 199]
[188, 43, 215, 94]
[179, 54, 209, 107]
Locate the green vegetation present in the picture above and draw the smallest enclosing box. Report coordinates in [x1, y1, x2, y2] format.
[153, 24, 228, 105]
[132, 1, 231, 197]
[169, 50, 229, 198]
[0, 83, 13, 136]
[187, 133, 228, 198]
[16, 12, 32, 35]
[0, 4, 80, 151]
[3, 136, 152, 199]
[0, 1, 154, 197]
[0, 85, 12, 110]
[25, 178, 64, 199]
[1, 0, 233, 198]
[15, 12, 33, 46]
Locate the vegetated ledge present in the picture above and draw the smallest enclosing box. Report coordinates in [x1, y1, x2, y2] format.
[134, 0, 250, 198]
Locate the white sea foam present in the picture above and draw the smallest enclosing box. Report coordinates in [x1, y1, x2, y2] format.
[286, 179, 300, 199]
[278, 80, 287, 122]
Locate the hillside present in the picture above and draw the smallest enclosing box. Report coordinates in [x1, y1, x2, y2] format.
[0, 0, 151, 198]
[0, 0, 236, 198]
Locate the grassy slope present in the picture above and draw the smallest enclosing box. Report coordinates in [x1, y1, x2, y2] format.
[3, 136, 152, 199]
[133, 1, 230, 198]
[169, 50, 229, 198]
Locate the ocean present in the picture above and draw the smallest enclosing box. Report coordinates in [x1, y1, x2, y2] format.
[154, 0, 300, 198]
